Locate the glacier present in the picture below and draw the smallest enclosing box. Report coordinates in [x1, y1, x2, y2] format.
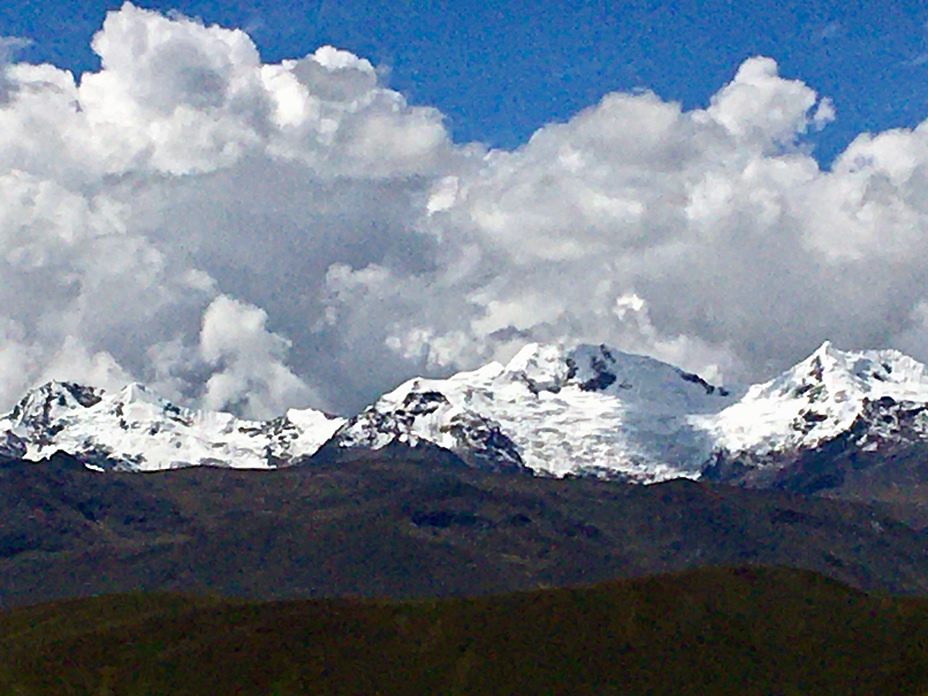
[0, 381, 345, 471]
[5, 340, 928, 483]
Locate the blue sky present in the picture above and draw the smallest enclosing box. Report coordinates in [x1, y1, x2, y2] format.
[3, 0, 928, 165]
[2, 1, 928, 416]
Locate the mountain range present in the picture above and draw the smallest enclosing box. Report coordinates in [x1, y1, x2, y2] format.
[8, 337, 928, 677]
[5, 340, 928, 501]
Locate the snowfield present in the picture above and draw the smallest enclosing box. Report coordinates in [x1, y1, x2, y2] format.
[5, 340, 928, 481]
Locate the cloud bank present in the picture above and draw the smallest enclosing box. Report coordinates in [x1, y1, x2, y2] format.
[1, 3, 927, 417]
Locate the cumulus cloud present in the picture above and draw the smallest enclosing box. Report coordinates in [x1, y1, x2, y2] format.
[323, 55, 928, 390]
[0, 3, 457, 417]
[0, 36, 32, 103]
[704, 56, 833, 150]
[1, 5, 928, 418]
[198, 295, 315, 419]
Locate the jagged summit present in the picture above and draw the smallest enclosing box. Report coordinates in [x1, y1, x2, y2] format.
[490, 342, 731, 403]
[699, 342, 928, 457]
[0, 380, 345, 471]
[5, 340, 928, 486]
[759, 340, 928, 400]
[334, 342, 736, 482]
[7, 381, 103, 428]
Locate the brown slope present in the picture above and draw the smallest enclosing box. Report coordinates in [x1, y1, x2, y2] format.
[3, 450, 928, 607]
[3, 566, 928, 695]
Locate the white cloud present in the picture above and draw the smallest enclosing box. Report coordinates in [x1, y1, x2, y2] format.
[323, 53, 928, 390]
[199, 295, 316, 419]
[36, 336, 133, 393]
[1, 4, 928, 418]
[0, 36, 32, 103]
[0, 3, 460, 415]
[705, 56, 828, 151]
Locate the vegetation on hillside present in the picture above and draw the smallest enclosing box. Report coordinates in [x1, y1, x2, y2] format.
[2, 566, 928, 694]
[4, 453, 928, 609]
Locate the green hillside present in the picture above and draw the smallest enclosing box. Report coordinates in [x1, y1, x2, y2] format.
[2, 566, 928, 695]
[6, 453, 928, 609]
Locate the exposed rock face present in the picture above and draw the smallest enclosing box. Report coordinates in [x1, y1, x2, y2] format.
[7, 340, 928, 493]
[335, 385, 524, 472]
[331, 342, 734, 482]
[0, 381, 345, 471]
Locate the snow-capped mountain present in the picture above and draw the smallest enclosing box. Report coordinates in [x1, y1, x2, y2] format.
[697, 341, 928, 457]
[6, 340, 928, 485]
[333, 343, 737, 482]
[332, 340, 928, 484]
[0, 381, 345, 471]
[697, 341, 928, 488]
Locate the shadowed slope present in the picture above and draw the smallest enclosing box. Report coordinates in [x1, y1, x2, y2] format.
[5, 452, 928, 607]
[2, 566, 928, 694]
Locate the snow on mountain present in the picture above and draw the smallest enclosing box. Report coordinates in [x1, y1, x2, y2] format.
[334, 340, 928, 483]
[6, 340, 928, 483]
[696, 341, 928, 461]
[0, 381, 345, 471]
[333, 343, 737, 482]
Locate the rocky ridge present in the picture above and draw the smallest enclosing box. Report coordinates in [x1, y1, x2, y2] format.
[5, 341, 928, 487]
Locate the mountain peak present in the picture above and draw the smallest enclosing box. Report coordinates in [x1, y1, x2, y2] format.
[498, 341, 732, 403]
[503, 342, 571, 393]
[0, 380, 345, 471]
[118, 382, 157, 403]
[334, 341, 735, 481]
[775, 342, 928, 397]
[27, 380, 102, 404]
[703, 342, 928, 456]
[811, 339, 837, 357]
[7, 381, 103, 427]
